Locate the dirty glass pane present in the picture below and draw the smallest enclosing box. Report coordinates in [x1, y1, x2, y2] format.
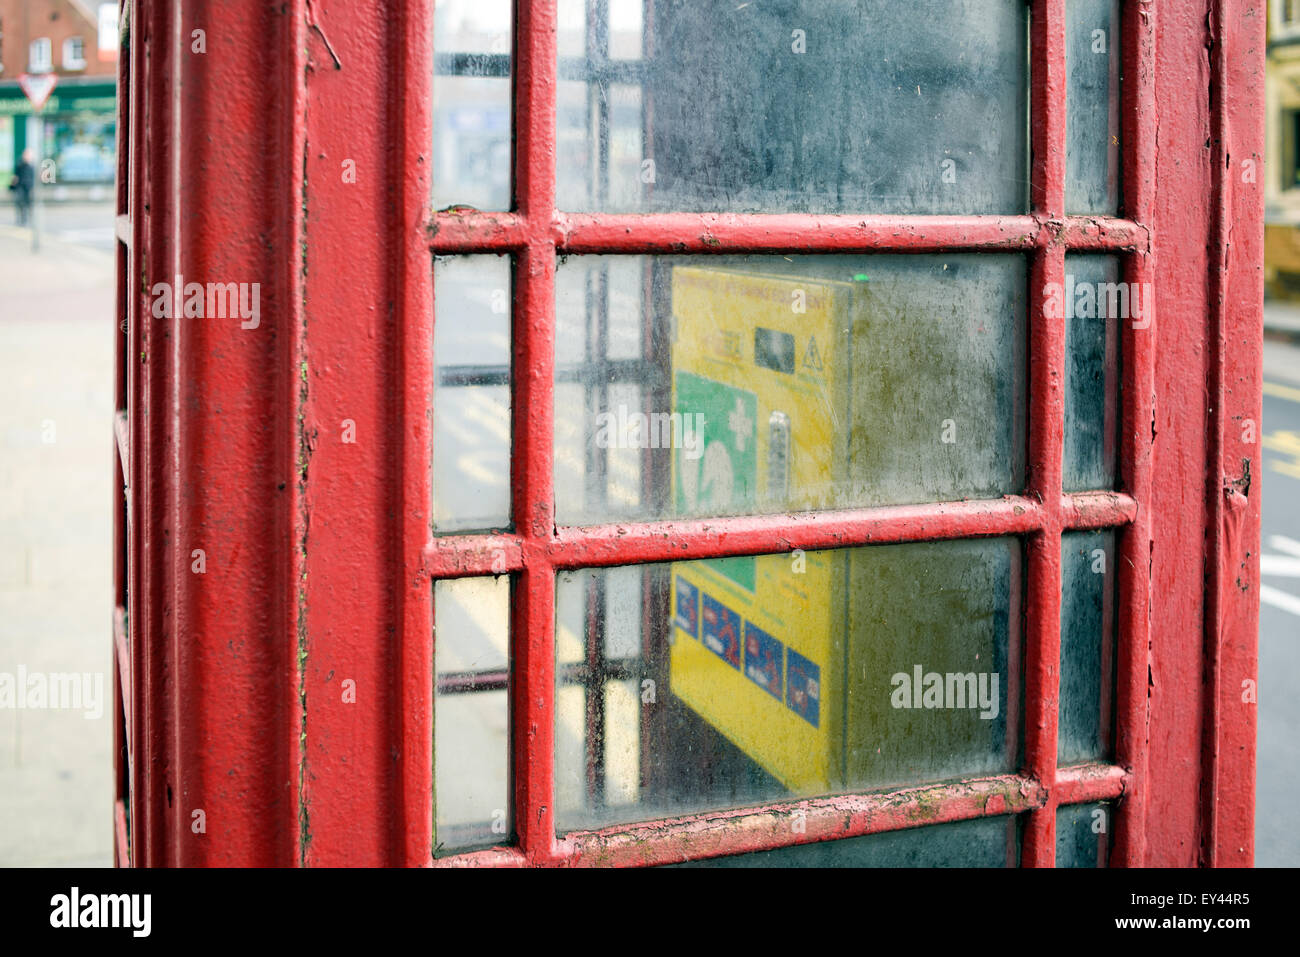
[434, 577, 510, 855]
[555, 565, 646, 814]
[433, 255, 512, 532]
[556, 0, 1028, 213]
[554, 254, 1027, 526]
[1059, 530, 1116, 765]
[1056, 801, 1113, 867]
[554, 538, 1022, 833]
[1063, 255, 1123, 491]
[554, 246, 645, 366]
[674, 815, 1021, 868]
[1066, 0, 1121, 214]
[433, 0, 513, 210]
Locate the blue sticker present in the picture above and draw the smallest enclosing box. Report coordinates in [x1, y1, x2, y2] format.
[674, 575, 699, 638]
[786, 649, 821, 728]
[744, 623, 784, 700]
[700, 594, 741, 669]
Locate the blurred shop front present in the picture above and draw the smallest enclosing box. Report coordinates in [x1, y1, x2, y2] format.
[0, 76, 116, 203]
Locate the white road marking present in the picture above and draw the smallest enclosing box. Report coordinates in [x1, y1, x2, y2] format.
[1261, 555, 1300, 577]
[1261, 584, 1300, 619]
[1268, 535, 1300, 558]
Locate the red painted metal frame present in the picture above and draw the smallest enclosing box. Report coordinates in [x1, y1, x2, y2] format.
[1202, 0, 1262, 868]
[111, 0, 1260, 867]
[424, 0, 1155, 868]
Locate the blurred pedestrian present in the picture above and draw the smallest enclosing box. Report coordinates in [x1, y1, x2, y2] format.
[8, 150, 35, 227]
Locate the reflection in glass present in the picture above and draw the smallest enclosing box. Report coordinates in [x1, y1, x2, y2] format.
[1059, 530, 1116, 765]
[1066, 0, 1121, 214]
[555, 538, 1022, 833]
[557, 0, 1028, 213]
[433, 255, 512, 532]
[433, 0, 513, 209]
[1063, 255, 1121, 492]
[555, 255, 1027, 526]
[434, 577, 510, 855]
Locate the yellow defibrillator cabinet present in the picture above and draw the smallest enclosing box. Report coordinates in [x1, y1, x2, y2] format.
[668, 263, 1016, 797]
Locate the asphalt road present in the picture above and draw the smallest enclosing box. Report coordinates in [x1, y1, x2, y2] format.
[1257, 339, 1300, 867]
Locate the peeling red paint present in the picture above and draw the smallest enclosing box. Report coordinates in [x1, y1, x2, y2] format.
[113, 0, 1259, 868]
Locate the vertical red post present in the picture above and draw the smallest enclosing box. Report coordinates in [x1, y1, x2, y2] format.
[1022, 0, 1067, 867]
[1202, 0, 1262, 868]
[511, 0, 561, 863]
[298, 0, 435, 866]
[1111, 0, 1158, 868]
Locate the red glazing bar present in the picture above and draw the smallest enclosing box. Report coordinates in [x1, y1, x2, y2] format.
[1020, 0, 1067, 866]
[431, 763, 1125, 868]
[1113, 269, 1156, 869]
[1061, 490, 1139, 529]
[515, 2, 557, 231]
[425, 492, 1138, 580]
[558, 773, 1048, 868]
[512, 545, 558, 862]
[556, 213, 1042, 252]
[551, 497, 1048, 569]
[1056, 217, 1151, 252]
[1031, 0, 1066, 219]
[433, 845, 528, 868]
[430, 211, 1150, 255]
[1021, 248, 1067, 870]
[511, 0, 560, 865]
[1200, 0, 1262, 868]
[430, 211, 528, 252]
[1111, 0, 1157, 869]
[1055, 763, 1130, 808]
[425, 534, 525, 578]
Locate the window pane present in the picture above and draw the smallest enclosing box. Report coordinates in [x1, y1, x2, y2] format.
[1056, 801, 1113, 867]
[557, 0, 1028, 213]
[673, 815, 1021, 868]
[434, 577, 510, 855]
[1063, 255, 1123, 492]
[433, 0, 513, 209]
[555, 254, 1027, 526]
[1059, 530, 1117, 765]
[433, 255, 511, 532]
[555, 538, 1022, 833]
[1066, 0, 1121, 214]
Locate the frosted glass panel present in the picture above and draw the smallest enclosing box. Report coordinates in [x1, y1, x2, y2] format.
[557, 0, 1028, 214]
[434, 255, 511, 532]
[434, 577, 510, 855]
[1066, 0, 1121, 214]
[555, 255, 1026, 526]
[555, 539, 1021, 833]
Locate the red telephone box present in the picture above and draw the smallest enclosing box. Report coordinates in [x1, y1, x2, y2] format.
[110, 0, 1262, 867]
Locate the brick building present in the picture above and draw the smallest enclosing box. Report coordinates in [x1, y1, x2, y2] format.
[0, 0, 118, 191]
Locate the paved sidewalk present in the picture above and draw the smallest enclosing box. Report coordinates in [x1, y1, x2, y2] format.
[0, 221, 115, 866]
